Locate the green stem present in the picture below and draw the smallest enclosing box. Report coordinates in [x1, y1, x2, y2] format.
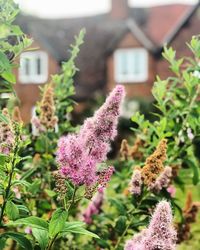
[0, 170, 14, 225]
[114, 219, 133, 249]
[0, 152, 17, 226]
[46, 233, 59, 250]
[182, 84, 200, 127]
[67, 186, 77, 212]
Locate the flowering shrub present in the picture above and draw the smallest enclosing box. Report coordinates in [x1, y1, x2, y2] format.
[76, 39, 200, 249]
[0, 1, 200, 250]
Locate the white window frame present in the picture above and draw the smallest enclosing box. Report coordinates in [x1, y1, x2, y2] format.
[114, 48, 148, 83]
[19, 51, 48, 84]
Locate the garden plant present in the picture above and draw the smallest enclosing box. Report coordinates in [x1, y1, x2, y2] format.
[0, 0, 200, 249]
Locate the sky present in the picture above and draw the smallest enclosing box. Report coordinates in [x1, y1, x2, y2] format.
[16, 0, 198, 18]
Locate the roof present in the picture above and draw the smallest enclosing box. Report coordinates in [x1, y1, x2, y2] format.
[15, 3, 199, 100]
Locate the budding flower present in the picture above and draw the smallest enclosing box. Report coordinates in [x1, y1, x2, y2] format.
[187, 128, 194, 141]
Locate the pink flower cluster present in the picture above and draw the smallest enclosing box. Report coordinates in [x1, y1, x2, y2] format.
[129, 169, 142, 195]
[83, 190, 104, 224]
[56, 85, 125, 187]
[124, 201, 177, 250]
[0, 109, 15, 155]
[130, 166, 173, 196]
[31, 116, 46, 136]
[149, 166, 172, 192]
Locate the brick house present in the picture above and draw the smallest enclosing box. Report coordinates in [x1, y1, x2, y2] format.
[14, 0, 200, 122]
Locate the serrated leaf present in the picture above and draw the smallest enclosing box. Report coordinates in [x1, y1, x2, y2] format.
[0, 232, 33, 250]
[32, 228, 49, 250]
[62, 223, 99, 238]
[6, 201, 19, 220]
[49, 208, 68, 237]
[1, 71, 16, 83]
[6, 216, 49, 230]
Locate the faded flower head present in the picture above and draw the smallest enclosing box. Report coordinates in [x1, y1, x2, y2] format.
[12, 106, 23, 124]
[129, 136, 144, 160]
[56, 85, 125, 190]
[125, 201, 177, 250]
[120, 136, 144, 161]
[176, 191, 200, 243]
[141, 139, 167, 186]
[120, 139, 129, 160]
[31, 84, 58, 135]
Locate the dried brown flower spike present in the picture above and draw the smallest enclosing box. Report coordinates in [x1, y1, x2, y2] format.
[129, 136, 144, 160]
[40, 84, 58, 130]
[176, 191, 200, 243]
[120, 139, 129, 160]
[141, 139, 167, 186]
[12, 106, 23, 124]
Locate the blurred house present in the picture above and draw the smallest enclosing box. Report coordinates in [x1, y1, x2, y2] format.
[14, 0, 200, 122]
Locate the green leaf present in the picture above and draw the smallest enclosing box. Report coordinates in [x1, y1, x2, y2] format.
[44, 189, 56, 198]
[7, 216, 49, 230]
[115, 216, 127, 235]
[0, 112, 9, 123]
[17, 205, 30, 214]
[6, 201, 19, 220]
[0, 237, 6, 249]
[109, 198, 126, 215]
[32, 228, 49, 250]
[1, 71, 16, 83]
[62, 221, 85, 231]
[0, 51, 11, 72]
[152, 77, 168, 100]
[27, 179, 41, 194]
[185, 159, 199, 185]
[0, 232, 33, 250]
[49, 208, 68, 237]
[62, 223, 99, 238]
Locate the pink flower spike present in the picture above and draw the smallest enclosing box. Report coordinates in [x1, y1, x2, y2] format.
[124, 201, 177, 250]
[167, 185, 176, 198]
[130, 169, 142, 195]
[56, 86, 125, 188]
[83, 191, 104, 224]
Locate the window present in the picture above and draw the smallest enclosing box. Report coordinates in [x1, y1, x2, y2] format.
[19, 51, 48, 84]
[114, 48, 148, 83]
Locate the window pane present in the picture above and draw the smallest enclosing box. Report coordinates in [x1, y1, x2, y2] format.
[119, 52, 128, 76]
[24, 58, 30, 75]
[133, 51, 141, 75]
[36, 56, 41, 75]
[115, 48, 148, 82]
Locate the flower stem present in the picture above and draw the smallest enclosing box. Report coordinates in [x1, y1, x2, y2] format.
[46, 233, 59, 250]
[114, 219, 132, 249]
[67, 186, 77, 212]
[0, 153, 16, 225]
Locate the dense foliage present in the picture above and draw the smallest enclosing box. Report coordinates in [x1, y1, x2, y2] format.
[0, 1, 200, 250]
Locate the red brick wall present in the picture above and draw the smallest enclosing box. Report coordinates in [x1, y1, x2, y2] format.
[14, 40, 59, 123]
[107, 32, 156, 99]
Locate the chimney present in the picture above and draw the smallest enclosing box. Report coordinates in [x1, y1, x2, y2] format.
[110, 0, 129, 20]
